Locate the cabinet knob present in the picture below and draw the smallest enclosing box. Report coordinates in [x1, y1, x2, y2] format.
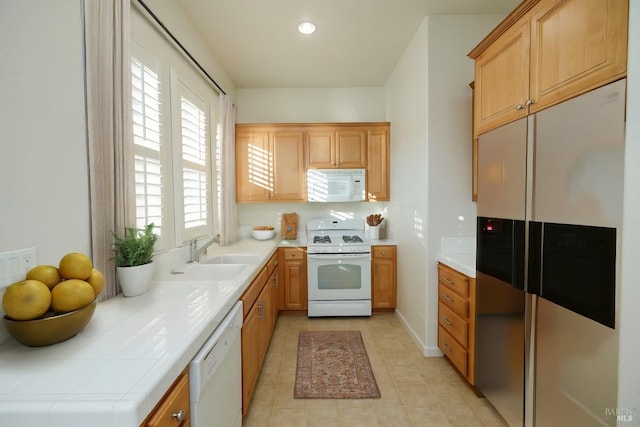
[381, 251, 386, 255]
[515, 103, 524, 110]
[172, 409, 185, 423]
[525, 99, 534, 106]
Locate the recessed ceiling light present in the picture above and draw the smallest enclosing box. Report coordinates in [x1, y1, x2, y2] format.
[298, 22, 316, 35]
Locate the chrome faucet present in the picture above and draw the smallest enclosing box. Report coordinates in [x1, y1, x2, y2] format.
[189, 233, 221, 263]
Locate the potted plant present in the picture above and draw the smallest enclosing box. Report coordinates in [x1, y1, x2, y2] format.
[113, 223, 158, 297]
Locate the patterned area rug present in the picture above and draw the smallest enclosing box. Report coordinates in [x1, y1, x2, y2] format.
[294, 331, 381, 399]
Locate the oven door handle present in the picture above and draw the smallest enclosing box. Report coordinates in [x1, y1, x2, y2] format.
[307, 253, 371, 261]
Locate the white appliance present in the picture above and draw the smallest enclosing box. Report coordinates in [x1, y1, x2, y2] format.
[190, 301, 243, 427]
[307, 169, 366, 202]
[306, 218, 371, 316]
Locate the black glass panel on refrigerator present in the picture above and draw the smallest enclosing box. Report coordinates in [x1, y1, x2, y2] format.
[540, 223, 616, 329]
[527, 221, 542, 295]
[476, 217, 525, 289]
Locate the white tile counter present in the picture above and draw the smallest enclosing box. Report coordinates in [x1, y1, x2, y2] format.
[0, 238, 279, 427]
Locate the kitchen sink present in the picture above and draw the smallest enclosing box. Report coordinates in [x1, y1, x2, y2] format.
[201, 254, 260, 265]
[169, 263, 249, 281]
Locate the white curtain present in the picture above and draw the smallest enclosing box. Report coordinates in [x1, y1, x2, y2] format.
[219, 95, 237, 245]
[84, 0, 135, 299]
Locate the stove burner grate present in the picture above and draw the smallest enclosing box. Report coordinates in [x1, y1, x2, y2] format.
[313, 235, 332, 244]
[342, 235, 363, 243]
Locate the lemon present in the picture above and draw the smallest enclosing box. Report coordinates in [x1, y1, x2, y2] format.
[2, 280, 52, 321]
[50, 279, 95, 313]
[26, 265, 62, 290]
[58, 252, 93, 280]
[87, 268, 105, 297]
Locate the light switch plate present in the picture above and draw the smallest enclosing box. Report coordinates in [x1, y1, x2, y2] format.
[0, 248, 37, 288]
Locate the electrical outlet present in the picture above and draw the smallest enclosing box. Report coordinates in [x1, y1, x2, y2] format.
[0, 247, 37, 288]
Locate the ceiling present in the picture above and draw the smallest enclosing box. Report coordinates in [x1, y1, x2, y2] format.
[177, 0, 521, 89]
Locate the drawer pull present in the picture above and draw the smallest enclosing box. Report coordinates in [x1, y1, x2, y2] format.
[444, 278, 453, 285]
[442, 293, 453, 302]
[442, 317, 453, 326]
[172, 409, 185, 423]
[443, 343, 452, 352]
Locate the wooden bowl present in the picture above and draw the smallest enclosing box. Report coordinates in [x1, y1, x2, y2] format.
[3, 301, 96, 347]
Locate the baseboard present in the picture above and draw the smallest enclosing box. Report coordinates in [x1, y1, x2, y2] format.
[394, 309, 444, 358]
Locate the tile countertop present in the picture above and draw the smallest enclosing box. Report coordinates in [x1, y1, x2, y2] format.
[436, 237, 476, 278]
[0, 237, 280, 427]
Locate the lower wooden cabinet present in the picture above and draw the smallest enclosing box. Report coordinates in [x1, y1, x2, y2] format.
[437, 262, 476, 384]
[241, 252, 279, 414]
[372, 245, 397, 310]
[142, 369, 190, 427]
[278, 247, 307, 311]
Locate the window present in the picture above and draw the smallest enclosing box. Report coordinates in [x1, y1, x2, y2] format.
[131, 8, 219, 252]
[131, 57, 164, 240]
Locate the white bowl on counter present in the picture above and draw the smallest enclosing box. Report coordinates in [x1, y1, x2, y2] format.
[251, 228, 275, 240]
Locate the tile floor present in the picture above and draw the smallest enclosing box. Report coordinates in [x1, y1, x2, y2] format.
[243, 313, 508, 427]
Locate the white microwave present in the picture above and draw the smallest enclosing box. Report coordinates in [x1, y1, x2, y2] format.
[307, 169, 366, 202]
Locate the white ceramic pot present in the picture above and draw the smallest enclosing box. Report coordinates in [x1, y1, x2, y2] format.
[116, 262, 154, 297]
[369, 226, 380, 240]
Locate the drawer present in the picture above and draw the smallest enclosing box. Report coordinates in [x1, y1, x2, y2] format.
[282, 247, 305, 261]
[372, 246, 395, 259]
[145, 371, 190, 427]
[438, 325, 468, 377]
[438, 302, 468, 347]
[439, 283, 468, 318]
[438, 263, 469, 297]
[240, 265, 269, 318]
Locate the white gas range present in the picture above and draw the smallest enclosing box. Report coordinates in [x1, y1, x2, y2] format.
[306, 218, 372, 317]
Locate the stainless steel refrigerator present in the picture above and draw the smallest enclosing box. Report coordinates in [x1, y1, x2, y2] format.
[475, 79, 625, 427]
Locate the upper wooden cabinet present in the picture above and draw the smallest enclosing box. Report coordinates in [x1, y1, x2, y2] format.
[236, 125, 305, 202]
[236, 122, 391, 203]
[469, 0, 628, 136]
[367, 126, 390, 201]
[306, 128, 367, 168]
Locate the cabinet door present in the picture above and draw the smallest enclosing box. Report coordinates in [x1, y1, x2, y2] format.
[282, 259, 307, 310]
[241, 305, 260, 414]
[306, 129, 335, 168]
[474, 18, 531, 135]
[366, 126, 390, 201]
[271, 131, 305, 201]
[335, 129, 367, 168]
[372, 246, 396, 309]
[270, 270, 279, 326]
[529, 0, 628, 114]
[236, 131, 270, 202]
[258, 283, 273, 363]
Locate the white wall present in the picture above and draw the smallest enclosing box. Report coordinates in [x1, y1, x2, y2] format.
[618, 0, 640, 415]
[385, 15, 505, 355]
[236, 87, 386, 123]
[0, 1, 90, 266]
[384, 18, 430, 352]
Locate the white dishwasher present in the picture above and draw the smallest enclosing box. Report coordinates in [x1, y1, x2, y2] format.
[190, 301, 243, 427]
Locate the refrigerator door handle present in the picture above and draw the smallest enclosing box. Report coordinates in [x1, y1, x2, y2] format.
[527, 221, 542, 295]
